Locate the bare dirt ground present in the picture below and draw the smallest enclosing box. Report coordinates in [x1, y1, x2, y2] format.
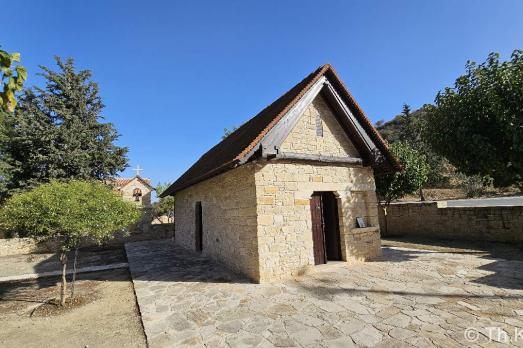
[0, 268, 146, 348]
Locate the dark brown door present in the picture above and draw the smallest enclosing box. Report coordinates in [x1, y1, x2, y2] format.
[310, 192, 342, 265]
[195, 202, 203, 252]
[323, 192, 342, 261]
[310, 193, 326, 265]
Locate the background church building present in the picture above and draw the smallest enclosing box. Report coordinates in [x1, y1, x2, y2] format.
[109, 165, 154, 209]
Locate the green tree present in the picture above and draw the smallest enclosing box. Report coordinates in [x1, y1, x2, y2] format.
[0, 47, 27, 113]
[375, 142, 429, 205]
[378, 104, 449, 196]
[0, 47, 27, 196]
[153, 182, 175, 223]
[0, 57, 128, 199]
[399, 103, 416, 144]
[425, 50, 523, 189]
[0, 180, 142, 306]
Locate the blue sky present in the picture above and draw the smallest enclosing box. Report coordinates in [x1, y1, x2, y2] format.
[4, 1, 523, 186]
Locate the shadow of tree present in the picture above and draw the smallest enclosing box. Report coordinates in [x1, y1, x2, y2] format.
[383, 237, 523, 291]
[472, 257, 523, 290]
[0, 268, 131, 304]
[296, 283, 523, 300]
[30, 247, 128, 291]
[379, 246, 431, 262]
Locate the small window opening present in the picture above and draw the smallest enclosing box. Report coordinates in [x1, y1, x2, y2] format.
[315, 113, 323, 137]
[132, 188, 142, 201]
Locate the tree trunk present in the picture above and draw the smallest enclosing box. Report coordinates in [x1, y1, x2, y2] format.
[419, 188, 426, 201]
[70, 247, 79, 298]
[381, 204, 389, 236]
[59, 252, 68, 306]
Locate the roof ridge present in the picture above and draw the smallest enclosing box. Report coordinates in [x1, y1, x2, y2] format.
[235, 64, 330, 161]
[161, 64, 399, 197]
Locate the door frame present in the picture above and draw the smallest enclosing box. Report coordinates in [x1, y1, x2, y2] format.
[310, 191, 342, 265]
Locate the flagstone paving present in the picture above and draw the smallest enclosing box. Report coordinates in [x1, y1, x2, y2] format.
[125, 240, 523, 348]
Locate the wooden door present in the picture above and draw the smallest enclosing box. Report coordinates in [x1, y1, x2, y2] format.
[195, 202, 203, 252]
[310, 193, 326, 265]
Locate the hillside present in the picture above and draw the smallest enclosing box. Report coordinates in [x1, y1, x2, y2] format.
[375, 108, 426, 144]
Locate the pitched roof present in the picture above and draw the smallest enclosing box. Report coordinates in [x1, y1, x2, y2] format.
[110, 176, 153, 190]
[162, 64, 399, 197]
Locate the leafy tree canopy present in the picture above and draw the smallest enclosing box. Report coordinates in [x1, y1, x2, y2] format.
[0, 180, 142, 305]
[0, 57, 128, 199]
[153, 182, 175, 222]
[425, 50, 523, 188]
[375, 142, 430, 205]
[0, 180, 142, 248]
[0, 47, 27, 113]
[377, 105, 449, 187]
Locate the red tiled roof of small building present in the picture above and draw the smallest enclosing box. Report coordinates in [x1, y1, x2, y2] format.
[109, 176, 153, 190]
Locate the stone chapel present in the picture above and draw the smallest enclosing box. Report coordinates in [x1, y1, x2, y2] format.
[161, 64, 400, 282]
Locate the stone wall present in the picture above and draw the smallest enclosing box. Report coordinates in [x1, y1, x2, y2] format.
[379, 202, 523, 243]
[280, 94, 360, 157]
[0, 238, 48, 256]
[174, 164, 260, 281]
[0, 223, 174, 256]
[254, 160, 382, 282]
[107, 222, 174, 246]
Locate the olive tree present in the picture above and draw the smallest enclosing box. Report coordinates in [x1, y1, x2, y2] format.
[0, 180, 142, 306]
[375, 142, 430, 206]
[375, 142, 429, 234]
[425, 50, 523, 189]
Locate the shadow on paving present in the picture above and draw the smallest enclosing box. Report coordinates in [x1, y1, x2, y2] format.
[125, 240, 252, 284]
[382, 236, 523, 260]
[379, 246, 432, 262]
[472, 259, 523, 290]
[297, 283, 523, 301]
[297, 246, 523, 300]
[383, 237, 523, 291]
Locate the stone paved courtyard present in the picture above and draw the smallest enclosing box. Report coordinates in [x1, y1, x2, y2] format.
[125, 240, 523, 347]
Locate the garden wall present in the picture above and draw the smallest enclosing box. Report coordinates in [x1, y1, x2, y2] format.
[379, 201, 523, 243]
[0, 223, 174, 256]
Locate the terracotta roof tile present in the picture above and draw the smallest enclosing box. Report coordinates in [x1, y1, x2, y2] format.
[109, 176, 153, 190]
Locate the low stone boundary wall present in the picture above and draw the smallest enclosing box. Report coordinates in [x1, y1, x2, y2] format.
[379, 202, 523, 243]
[0, 238, 48, 256]
[0, 223, 174, 256]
